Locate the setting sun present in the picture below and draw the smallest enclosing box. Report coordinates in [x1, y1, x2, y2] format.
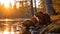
[0, 0, 15, 8]
[4, 0, 10, 8]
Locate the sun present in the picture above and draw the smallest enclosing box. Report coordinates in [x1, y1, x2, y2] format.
[4, 0, 10, 8]
[0, 0, 15, 8]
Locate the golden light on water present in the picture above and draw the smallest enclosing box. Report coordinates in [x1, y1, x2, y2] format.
[0, 32, 2, 34]
[11, 26, 14, 34]
[3, 19, 9, 34]
[3, 19, 15, 34]
[0, 19, 21, 34]
[3, 29, 9, 34]
[11, 32, 14, 34]
[5, 19, 9, 21]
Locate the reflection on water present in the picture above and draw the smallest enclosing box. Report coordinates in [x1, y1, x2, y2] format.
[0, 19, 24, 34]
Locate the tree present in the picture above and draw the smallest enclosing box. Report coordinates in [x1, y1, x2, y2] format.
[52, 0, 60, 14]
[46, 0, 56, 15]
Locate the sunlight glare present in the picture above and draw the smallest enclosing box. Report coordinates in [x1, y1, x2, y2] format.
[0, 32, 2, 34]
[3, 29, 9, 34]
[11, 26, 14, 34]
[16, 2, 20, 8]
[0, 0, 4, 5]
[5, 19, 9, 21]
[0, 0, 15, 8]
[4, 0, 11, 8]
[10, 0, 15, 8]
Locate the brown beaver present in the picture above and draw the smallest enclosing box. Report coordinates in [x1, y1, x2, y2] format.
[22, 12, 51, 34]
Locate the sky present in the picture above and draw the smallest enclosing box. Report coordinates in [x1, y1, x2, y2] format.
[33, 0, 41, 8]
[0, 0, 41, 8]
[16, 0, 41, 8]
